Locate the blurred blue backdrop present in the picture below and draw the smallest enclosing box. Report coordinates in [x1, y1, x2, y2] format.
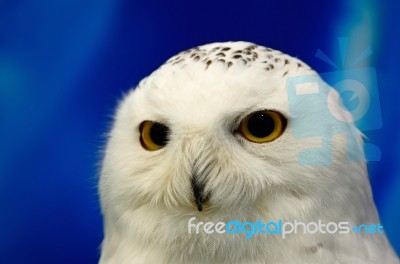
[0, 0, 399, 263]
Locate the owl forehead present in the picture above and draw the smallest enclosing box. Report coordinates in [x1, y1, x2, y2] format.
[137, 70, 287, 127]
[163, 41, 308, 73]
[133, 42, 312, 125]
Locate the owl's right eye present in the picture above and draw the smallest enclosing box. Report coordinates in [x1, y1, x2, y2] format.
[238, 110, 286, 143]
[139, 121, 170, 151]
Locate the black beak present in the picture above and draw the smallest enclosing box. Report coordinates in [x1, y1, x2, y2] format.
[191, 176, 205, 211]
[191, 159, 214, 212]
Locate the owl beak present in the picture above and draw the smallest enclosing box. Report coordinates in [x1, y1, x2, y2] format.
[191, 176, 205, 212]
[190, 158, 213, 211]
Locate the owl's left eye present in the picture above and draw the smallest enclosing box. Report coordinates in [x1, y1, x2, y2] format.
[238, 110, 286, 143]
[139, 121, 170, 151]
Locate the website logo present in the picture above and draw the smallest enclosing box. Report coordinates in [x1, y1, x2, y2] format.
[286, 37, 382, 166]
[188, 217, 384, 239]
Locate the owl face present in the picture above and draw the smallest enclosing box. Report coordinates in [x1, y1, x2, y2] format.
[100, 42, 361, 219]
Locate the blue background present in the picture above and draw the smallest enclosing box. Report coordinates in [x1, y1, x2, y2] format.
[0, 0, 399, 263]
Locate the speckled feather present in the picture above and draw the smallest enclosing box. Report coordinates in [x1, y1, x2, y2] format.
[164, 42, 309, 75]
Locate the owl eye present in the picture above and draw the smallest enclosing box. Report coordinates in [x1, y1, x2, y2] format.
[139, 121, 170, 151]
[238, 110, 286, 143]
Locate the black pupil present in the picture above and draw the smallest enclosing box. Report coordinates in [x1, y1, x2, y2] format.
[150, 123, 169, 146]
[247, 113, 275, 138]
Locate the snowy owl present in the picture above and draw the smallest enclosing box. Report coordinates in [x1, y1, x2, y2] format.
[99, 41, 399, 264]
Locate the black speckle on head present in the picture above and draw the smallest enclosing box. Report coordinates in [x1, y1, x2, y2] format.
[216, 52, 225, 57]
[194, 56, 200, 61]
[233, 50, 242, 54]
[267, 54, 273, 59]
[297, 62, 303, 68]
[265, 67, 270, 71]
[274, 58, 281, 63]
[268, 64, 274, 70]
[284, 59, 289, 65]
[206, 60, 212, 69]
[227, 61, 233, 67]
[233, 55, 242, 59]
[221, 47, 231, 51]
[172, 58, 184, 65]
[241, 59, 247, 65]
[218, 59, 226, 63]
[283, 71, 289, 76]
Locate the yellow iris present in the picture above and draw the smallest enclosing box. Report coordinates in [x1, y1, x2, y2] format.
[239, 110, 286, 143]
[139, 121, 169, 151]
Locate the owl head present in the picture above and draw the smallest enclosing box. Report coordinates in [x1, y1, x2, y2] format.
[100, 41, 368, 225]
